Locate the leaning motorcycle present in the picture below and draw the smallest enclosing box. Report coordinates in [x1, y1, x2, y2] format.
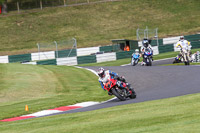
[131, 53, 140, 66]
[143, 48, 153, 66]
[104, 78, 136, 101]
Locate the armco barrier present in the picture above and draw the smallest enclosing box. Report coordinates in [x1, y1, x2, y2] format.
[99, 45, 113, 53]
[31, 51, 55, 61]
[185, 34, 200, 42]
[37, 59, 57, 65]
[77, 55, 96, 64]
[151, 39, 163, 46]
[116, 50, 133, 60]
[0, 34, 199, 65]
[8, 54, 31, 63]
[55, 49, 77, 58]
[56, 57, 77, 66]
[0, 56, 9, 63]
[163, 36, 180, 45]
[191, 41, 200, 49]
[96, 52, 116, 63]
[159, 44, 174, 53]
[77, 47, 99, 56]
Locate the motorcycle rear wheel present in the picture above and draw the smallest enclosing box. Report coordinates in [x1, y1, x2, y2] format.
[129, 88, 137, 99]
[111, 88, 126, 101]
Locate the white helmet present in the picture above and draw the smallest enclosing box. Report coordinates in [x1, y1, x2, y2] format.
[180, 36, 184, 41]
[97, 67, 105, 78]
[135, 49, 139, 53]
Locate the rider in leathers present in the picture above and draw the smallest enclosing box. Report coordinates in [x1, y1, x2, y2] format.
[140, 38, 153, 65]
[97, 67, 130, 95]
[176, 36, 192, 62]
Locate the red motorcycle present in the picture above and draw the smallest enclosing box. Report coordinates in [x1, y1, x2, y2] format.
[104, 78, 136, 101]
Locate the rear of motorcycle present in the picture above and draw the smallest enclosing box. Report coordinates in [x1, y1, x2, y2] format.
[182, 50, 190, 65]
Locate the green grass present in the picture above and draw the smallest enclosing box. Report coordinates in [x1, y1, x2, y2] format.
[0, 63, 112, 120]
[1, 93, 200, 133]
[79, 48, 200, 66]
[0, 0, 200, 55]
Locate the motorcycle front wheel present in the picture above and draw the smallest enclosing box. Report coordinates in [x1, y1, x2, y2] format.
[145, 58, 152, 66]
[111, 88, 126, 101]
[131, 59, 135, 66]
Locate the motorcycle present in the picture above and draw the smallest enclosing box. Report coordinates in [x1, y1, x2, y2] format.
[143, 48, 153, 66]
[173, 54, 183, 64]
[181, 49, 190, 65]
[104, 78, 136, 101]
[131, 53, 140, 66]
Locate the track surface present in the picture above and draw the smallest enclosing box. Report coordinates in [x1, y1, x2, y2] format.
[43, 59, 200, 117]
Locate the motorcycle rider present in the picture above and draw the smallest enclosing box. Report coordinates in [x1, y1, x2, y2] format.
[176, 36, 192, 62]
[131, 49, 140, 65]
[97, 67, 131, 95]
[132, 49, 140, 59]
[140, 38, 153, 65]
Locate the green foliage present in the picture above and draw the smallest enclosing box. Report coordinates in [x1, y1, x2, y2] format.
[0, 0, 5, 4]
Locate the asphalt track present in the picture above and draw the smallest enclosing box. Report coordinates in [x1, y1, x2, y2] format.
[44, 58, 200, 117]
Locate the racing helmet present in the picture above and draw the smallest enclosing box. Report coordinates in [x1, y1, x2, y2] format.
[142, 39, 149, 48]
[135, 49, 139, 54]
[97, 67, 105, 78]
[180, 36, 184, 41]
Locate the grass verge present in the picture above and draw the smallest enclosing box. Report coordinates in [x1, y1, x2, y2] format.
[0, 63, 112, 120]
[0, 93, 200, 133]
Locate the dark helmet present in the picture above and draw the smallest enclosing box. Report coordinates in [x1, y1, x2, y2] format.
[142, 39, 149, 48]
[97, 67, 105, 78]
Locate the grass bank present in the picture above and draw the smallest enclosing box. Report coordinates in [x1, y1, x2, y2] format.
[0, 0, 200, 55]
[1, 92, 200, 132]
[0, 63, 112, 120]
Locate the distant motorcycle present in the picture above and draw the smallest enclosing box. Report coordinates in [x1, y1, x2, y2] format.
[131, 53, 140, 66]
[104, 78, 136, 101]
[173, 54, 183, 64]
[143, 48, 153, 66]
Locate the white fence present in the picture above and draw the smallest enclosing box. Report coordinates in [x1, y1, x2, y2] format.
[77, 47, 100, 56]
[56, 57, 77, 66]
[96, 52, 116, 63]
[31, 51, 55, 61]
[0, 56, 9, 63]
